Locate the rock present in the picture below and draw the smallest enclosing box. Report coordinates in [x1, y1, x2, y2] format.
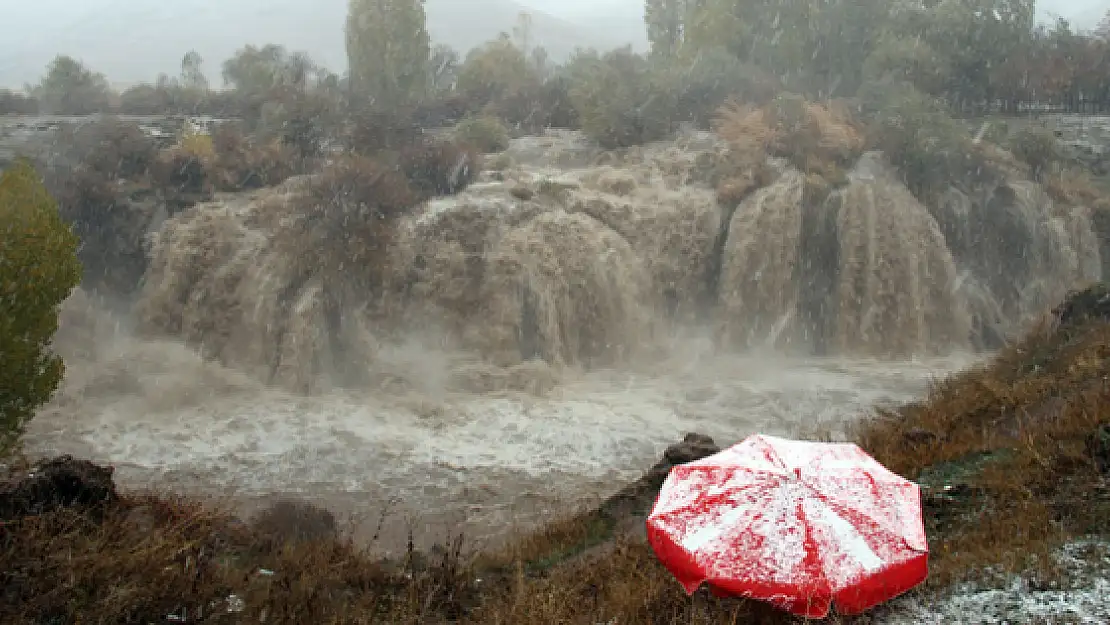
[915, 449, 1013, 508]
[250, 498, 338, 545]
[903, 427, 939, 447]
[124, 503, 158, 533]
[509, 184, 534, 201]
[599, 433, 721, 522]
[663, 433, 721, 465]
[1087, 424, 1110, 475]
[1053, 283, 1110, 328]
[596, 170, 637, 196]
[0, 455, 117, 520]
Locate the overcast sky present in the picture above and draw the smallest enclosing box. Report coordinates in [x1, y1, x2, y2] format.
[519, 0, 1107, 22]
[4, 0, 1106, 25]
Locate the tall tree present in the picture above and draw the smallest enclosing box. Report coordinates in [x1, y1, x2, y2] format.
[428, 44, 459, 94]
[808, 0, 892, 96]
[31, 56, 112, 115]
[180, 50, 208, 91]
[345, 0, 431, 109]
[914, 0, 1036, 108]
[1097, 10, 1110, 40]
[0, 159, 81, 455]
[222, 45, 315, 94]
[456, 34, 536, 106]
[513, 11, 535, 56]
[645, 0, 700, 58]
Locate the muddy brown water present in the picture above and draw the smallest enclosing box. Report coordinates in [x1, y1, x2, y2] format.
[25, 313, 977, 557]
[22, 127, 1021, 556]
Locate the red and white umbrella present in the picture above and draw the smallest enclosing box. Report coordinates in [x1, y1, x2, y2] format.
[646, 434, 928, 618]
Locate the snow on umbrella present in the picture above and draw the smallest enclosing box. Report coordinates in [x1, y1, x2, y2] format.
[646, 434, 928, 619]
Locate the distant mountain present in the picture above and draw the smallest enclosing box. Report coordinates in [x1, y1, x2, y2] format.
[1072, 1, 1109, 31]
[1037, 0, 1110, 29]
[0, 0, 646, 89]
[537, 0, 650, 53]
[425, 0, 643, 61]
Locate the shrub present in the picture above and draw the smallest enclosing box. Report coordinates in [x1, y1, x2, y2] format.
[0, 89, 39, 115]
[536, 75, 579, 129]
[862, 35, 951, 98]
[148, 125, 223, 194]
[481, 83, 544, 131]
[398, 139, 480, 198]
[275, 155, 419, 299]
[47, 161, 155, 296]
[257, 89, 342, 159]
[713, 98, 776, 167]
[179, 131, 216, 161]
[0, 160, 82, 455]
[714, 95, 863, 174]
[36, 120, 161, 296]
[250, 498, 338, 545]
[344, 108, 422, 156]
[567, 48, 676, 149]
[859, 80, 988, 201]
[412, 92, 472, 128]
[208, 126, 297, 191]
[455, 34, 539, 111]
[1008, 127, 1062, 182]
[116, 83, 172, 115]
[709, 100, 776, 204]
[1045, 166, 1110, 210]
[979, 119, 1010, 145]
[453, 116, 510, 153]
[766, 93, 862, 183]
[665, 48, 780, 129]
[52, 118, 159, 180]
[149, 147, 209, 195]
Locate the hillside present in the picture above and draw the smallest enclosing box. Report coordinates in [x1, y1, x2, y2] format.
[0, 0, 643, 88]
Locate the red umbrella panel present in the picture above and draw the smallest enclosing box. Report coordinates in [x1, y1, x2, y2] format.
[646, 434, 928, 619]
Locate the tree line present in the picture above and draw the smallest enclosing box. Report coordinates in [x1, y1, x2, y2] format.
[645, 0, 1110, 114]
[1, 0, 1109, 139]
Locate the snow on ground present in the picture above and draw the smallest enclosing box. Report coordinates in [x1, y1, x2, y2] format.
[879, 540, 1110, 624]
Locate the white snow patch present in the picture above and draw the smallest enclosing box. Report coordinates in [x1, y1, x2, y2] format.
[877, 539, 1110, 624]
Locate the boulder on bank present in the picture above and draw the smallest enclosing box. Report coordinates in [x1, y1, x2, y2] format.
[0, 455, 117, 520]
[1052, 283, 1110, 328]
[250, 498, 339, 545]
[1088, 425, 1110, 475]
[598, 433, 721, 526]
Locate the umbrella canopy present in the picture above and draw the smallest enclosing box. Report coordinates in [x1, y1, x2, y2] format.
[646, 434, 928, 618]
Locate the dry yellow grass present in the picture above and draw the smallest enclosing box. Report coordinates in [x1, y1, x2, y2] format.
[712, 95, 864, 204]
[1045, 166, 1110, 211]
[710, 99, 776, 208]
[713, 98, 776, 167]
[852, 288, 1110, 589]
[3, 286, 1109, 623]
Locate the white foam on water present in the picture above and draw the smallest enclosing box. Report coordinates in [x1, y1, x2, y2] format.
[25, 319, 976, 552]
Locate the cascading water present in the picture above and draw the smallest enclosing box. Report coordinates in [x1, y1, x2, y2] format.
[29, 129, 1090, 555]
[718, 151, 1099, 356]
